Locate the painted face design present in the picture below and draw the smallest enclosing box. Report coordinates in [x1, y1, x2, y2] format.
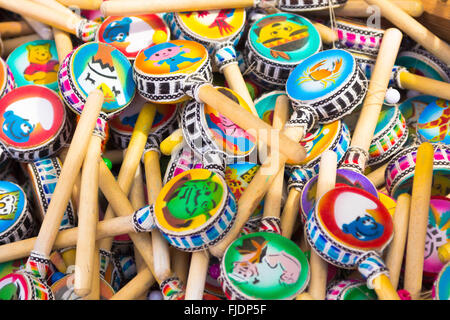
[253, 15, 309, 60]
[342, 215, 384, 241]
[143, 43, 201, 72]
[162, 172, 223, 228]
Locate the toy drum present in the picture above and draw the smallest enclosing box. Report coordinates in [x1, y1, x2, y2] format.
[385, 143, 450, 199]
[301, 168, 378, 219]
[244, 13, 321, 90]
[109, 95, 178, 150]
[305, 186, 393, 289]
[417, 99, 450, 145]
[6, 39, 60, 92]
[163, 144, 204, 184]
[0, 271, 54, 300]
[278, 0, 348, 12]
[0, 85, 72, 162]
[181, 86, 257, 168]
[326, 279, 377, 300]
[424, 197, 450, 281]
[368, 105, 408, 166]
[218, 231, 310, 300]
[133, 40, 212, 104]
[50, 273, 115, 300]
[0, 57, 15, 99]
[399, 95, 436, 131]
[58, 42, 136, 123]
[0, 180, 35, 245]
[166, 9, 246, 71]
[287, 120, 351, 191]
[433, 262, 450, 300]
[286, 48, 368, 127]
[396, 48, 450, 83]
[136, 168, 237, 252]
[96, 14, 170, 61]
[334, 18, 384, 58]
[25, 157, 77, 231]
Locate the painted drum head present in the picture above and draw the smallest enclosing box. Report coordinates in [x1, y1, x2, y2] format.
[0, 86, 70, 162]
[220, 232, 309, 300]
[254, 91, 286, 125]
[0, 57, 15, 99]
[51, 274, 114, 300]
[0, 258, 27, 280]
[0, 271, 53, 300]
[278, 0, 347, 12]
[385, 144, 450, 199]
[182, 87, 257, 160]
[109, 94, 178, 149]
[396, 48, 450, 83]
[417, 99, 450, 144]
[433, 262, 450, 300]
[287, 49, 367, 123]
[173, 9, 245, 44]
[315, 186, 393, 252]
[58, 42, 136, 116]
[26, 157, 76, 230]
[326, 279, 377, 300]
[6, 39, 59, 92]
[378, 192, 396, 218]
[97, 14, 170, 60]
[225, 162, 263, 222]
[368, 105, 408, 166]
[399, 95, 436, 130]
[154, 168, 236, 251]
[245, 13, 321, 89]
[0, 180, 35, 244]
[424, 197, 450, 277]
[301, 168, 378, 219]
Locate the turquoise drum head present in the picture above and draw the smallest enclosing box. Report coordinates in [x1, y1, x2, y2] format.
[417, 99, 450, 144]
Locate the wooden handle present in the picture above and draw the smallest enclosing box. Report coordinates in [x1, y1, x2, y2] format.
[398, 71, 450, 101]
[198, 84, 307, 164]
[372, 274, 401, 300]
[31, 90, 103, 257]
[280, 189, 302, 239]
[0, 0, 83, 35]
[53, 28, 73, 64]
[83, 242, 101, 300]
[438, 242, 450, 263]
[0, 21, 34, 38]
[110, 268, 156, 300]
[351, 28, 403, 152]
[160, 128, 184, 156]
[296, 292, 315, 300]
[312, 0, 424, 17]
[56, 0, 103, 10]
[2, 34, 41, 58]
[363, 0, 450, 65]
[311, 21, 339, 44]
[404, 142, 435, 299]
[74, 134, 102, 297]
[307, 150, 337, 300]
[185, 250, 210, 300]
[144, 150, 172, 282]
[171, 247, 191, 285]
[366, 163, 388, 188]
[262, 95, 290, 220]
[101, 0, 255, 16]
[384, 193, 411, 290]
[222, 63, 257, 116]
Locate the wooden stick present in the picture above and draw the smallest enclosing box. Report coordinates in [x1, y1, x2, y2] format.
[74, 134, 102, 297]
[160, 128, 184, 156]
[53, 27, 73, 64]
[2, 34, 41, 57]
[404, 142, 435, 299]
[100, 0, 255, 16]
[398, 71, 450, 101]
[0, 0, 83, 35]
[280, 190, 302, 239]
[0, 21, 33, 38]
[198, 84, 307, 164]
[222, 63, 257, 116]
[372, 274, 401, 300]
[83, 242, 100, 300]
[311, 21, 339, 44]
[384, 193, 411, 290]
[307, 150, 337, 300]
[351, 28, 403, 153]
[56, 0, 103, 10]
[171, 247, 190, 285]
[144, 150, 172, 282]
[366, 163, 388, 188]
[312, 0, 424, 17]
[185, 250, 210, 300]
[30, 89, 103, 259]
[363, 0, 450, 65]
